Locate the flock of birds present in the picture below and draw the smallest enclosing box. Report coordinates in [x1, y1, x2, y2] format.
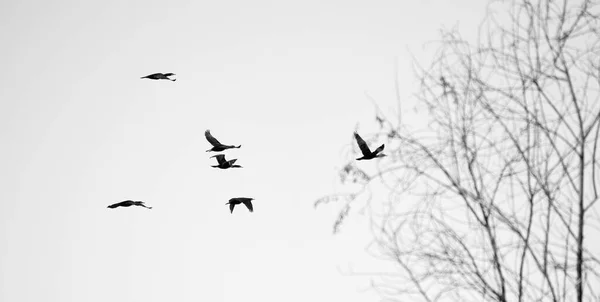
[106, 72, 387, 214]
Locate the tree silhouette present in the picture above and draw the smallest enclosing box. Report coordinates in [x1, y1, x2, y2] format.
[316, 1, 600, 301]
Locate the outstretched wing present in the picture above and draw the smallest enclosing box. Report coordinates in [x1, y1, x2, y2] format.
[205, 130, 222, 147]
[372, 144, 385, 155]
[241, 199, 254, 212]
[163, 73, 175, 77]
[354, 132, 372, 156]
[229, 203, 235, 213]
[212, 154, 226, 164]
[107, 200, 129, 208]
[226, 159, 237, 165]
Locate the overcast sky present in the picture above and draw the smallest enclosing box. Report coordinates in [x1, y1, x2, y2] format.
[0, 1, 487, 301]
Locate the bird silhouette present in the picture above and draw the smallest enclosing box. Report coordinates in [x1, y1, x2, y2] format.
[140, 73, 176, 81]
[226, 197, 254, 213]
[205, 130, 241, 152]
[107, 200, 152, 209]
[211, 154, 242, 169]
[354, 132, 386, 160]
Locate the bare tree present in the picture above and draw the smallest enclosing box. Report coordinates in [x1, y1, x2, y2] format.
[316, 1, 600, 301]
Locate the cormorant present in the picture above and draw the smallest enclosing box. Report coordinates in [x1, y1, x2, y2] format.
[205, 130, 241, 152]
[141, 73, 176, 81]
[211, 154, 242, 169]
[354, 132, 386, 160]
[107, 200, 152, 209]
[226, 197, 254, 213]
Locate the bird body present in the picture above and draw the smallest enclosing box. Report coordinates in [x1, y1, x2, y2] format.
[107, 200, 152, 209]
[141, 73, 176, 81]
[354, 132, 386, 160]
[211, 154, 242, 169]
[205, 130, 241, 152]
[226, 197, 254, 213]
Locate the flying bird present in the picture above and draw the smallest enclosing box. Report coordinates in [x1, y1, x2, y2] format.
[354, 132, 386, 160]
[211, 154, 242, 169]
[140, 73, 176, 81]
[226, 197, 254, 213]
[205, 130, 241, 152]
[107, 200, 152, 209]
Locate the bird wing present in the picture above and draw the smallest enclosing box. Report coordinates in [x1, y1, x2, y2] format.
[229, 203, 235, 213]
[145, 73, 160, 77]
[108, 200, 129, 208]
[241, 199, 254, 212]
[354, 132, 372, 156]
[373, 144, 385, 154]
[133, 201, 152, 209]
[226, 159, 237, 165]
[212, 154, 226, 164]
[163, 73, 175, 77]
[205, 130, 222, 146]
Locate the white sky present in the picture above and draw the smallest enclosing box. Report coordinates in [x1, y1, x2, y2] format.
[0, 0, 486, 301]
